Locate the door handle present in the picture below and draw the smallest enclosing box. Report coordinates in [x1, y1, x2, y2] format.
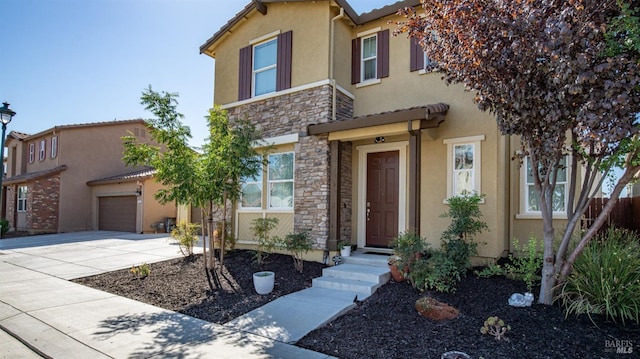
[366, 202, 371, 222]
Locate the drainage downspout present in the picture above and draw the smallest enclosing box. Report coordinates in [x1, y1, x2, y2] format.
[330, 7, 344, 121]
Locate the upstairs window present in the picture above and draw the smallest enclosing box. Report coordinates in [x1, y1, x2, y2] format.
[238, 31, 292, 101]
[253, 38, 277, 96]
[410, 38, 436, 73]
[361, 34, 378, 81]
[352, 28, 389, 85]
[39, 139, 46, 161]
[51, 136, 58, 158]
[28, 143, 35, 163]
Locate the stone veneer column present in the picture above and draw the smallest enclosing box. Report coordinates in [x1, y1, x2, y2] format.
[226, 84, 337, 248]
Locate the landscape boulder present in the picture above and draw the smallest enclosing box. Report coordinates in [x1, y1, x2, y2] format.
[415, 296, 459, 321]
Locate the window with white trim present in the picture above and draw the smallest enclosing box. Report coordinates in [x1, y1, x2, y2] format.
[523, 156, 568, 214]
[444, 135, 484, 199]
[39, 139, 46, 161]
[252, 38, 277, 97]
[29, 143, 35, 163]
[51, 136, 58, 158]
[268, 152, 294, 209]
[240, 157, 263, 209]
[361, 34, 378, 82]
[17, 186, 27, 212]
[240, 151, 295, 210]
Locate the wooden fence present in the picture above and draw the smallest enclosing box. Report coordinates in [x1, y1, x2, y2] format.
[581, 197, 639, 234]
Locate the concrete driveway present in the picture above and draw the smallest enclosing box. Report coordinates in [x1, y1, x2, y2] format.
[0, 230, 196, 280]
[0, 231, 332, 358]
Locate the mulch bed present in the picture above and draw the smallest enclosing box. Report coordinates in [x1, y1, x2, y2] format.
[73, 251, 638, 359]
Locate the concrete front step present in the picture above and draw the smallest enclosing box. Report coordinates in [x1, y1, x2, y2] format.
[312, 276, 380, 300]
[342, 252, 391, 267]
[322, 264, 391, 285]
[312, 263, 391, 300]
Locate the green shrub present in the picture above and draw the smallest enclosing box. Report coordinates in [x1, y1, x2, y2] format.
[0, 218, 9, 235]
[280, 229, 314, 273]
[504, 235, 543, 292]
[250, 217, 280, 266]
[170, 221, 200, 257]
[391, 231, 428, 274]
[408, 250, 461, 293]
[440, 192, 489, 242]
[130, 263, 151, 278]
[474, 262, 505, 278]
[480, 316, 511, 340]
[556, 227, 640, 325]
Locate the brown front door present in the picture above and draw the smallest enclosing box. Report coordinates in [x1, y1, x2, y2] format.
[366, 151, 399, 247]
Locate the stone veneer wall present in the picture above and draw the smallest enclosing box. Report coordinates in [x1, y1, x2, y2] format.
[225, 84, 353, 248]
[339, 141, 353, 242]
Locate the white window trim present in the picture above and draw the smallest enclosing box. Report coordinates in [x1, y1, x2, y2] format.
[252, 37, 278, 97]
[356, 141, 408, 249]
[267, 151, 295, 210]
[28, 143, 35, 163]
[51, 136, 58, 158]
[418, 51, 436, 75]
[361, 33, 378, 83]
[17, 186, 27, 212]
[443, 135, 485, 203]
[516, 156, 570, 219]
[39, 139, 46, 161]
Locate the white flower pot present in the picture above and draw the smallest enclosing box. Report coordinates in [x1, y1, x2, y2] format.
[253, 271, 275, 295]
[340, 245, 351, 257]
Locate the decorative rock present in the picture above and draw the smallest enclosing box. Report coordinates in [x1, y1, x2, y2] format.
[441, 351, 471, 359]
[508, 292, 533, 307]
[415, 297, 459, 321]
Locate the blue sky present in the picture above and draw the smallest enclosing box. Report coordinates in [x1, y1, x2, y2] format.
[2, 0, 398, 148]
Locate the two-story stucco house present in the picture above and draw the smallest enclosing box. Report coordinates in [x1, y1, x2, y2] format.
[200, 0, 570, 261]
[2, 120, 176, 234]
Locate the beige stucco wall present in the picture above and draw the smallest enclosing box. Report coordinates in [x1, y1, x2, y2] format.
[56, 123, 150, 231]
[89, 178, 176, 233]
[211, 2, 331, 105]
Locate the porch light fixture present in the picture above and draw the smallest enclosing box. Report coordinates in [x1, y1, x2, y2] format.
[0, 102, 16, 237]
[374, 136, 385, 144]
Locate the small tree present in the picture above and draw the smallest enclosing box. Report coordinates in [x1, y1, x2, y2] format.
[250, 217, 280, 266]
[123, 87, 264, 269]
[396, 0, 640, 305]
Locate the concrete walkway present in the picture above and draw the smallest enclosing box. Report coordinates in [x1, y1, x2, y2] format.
[0, 231, 334, 358]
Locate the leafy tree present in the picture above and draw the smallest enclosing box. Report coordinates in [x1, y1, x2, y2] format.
[123, 87, 264, 268]
[396, 0, 640, 304]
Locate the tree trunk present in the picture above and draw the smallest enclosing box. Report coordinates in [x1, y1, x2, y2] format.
[220, 192, 227, 268]
[207, 201, 215, 268]
[538, 209, 556, 304]
[200, 209, 207, 270]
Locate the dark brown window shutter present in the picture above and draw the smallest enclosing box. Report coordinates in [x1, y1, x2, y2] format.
[410, 38, 424, 72]
[351, 38, 361, 84]
[377, 29, 389, 78]
[276, 31, 292, 91]
[238, 45, 252, 100]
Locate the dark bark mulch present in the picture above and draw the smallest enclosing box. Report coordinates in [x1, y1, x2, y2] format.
[72, 250, 325, 324]
[73, 251, 638, 359]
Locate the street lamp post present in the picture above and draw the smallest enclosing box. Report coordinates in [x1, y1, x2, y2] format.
[0, 102, 16, 237]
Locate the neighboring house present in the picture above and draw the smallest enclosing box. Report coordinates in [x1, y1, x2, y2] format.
[199, 0, 572, 260]
[2, 120, 176, 234]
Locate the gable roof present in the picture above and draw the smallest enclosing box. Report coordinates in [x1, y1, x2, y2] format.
[8, 119, 147, 142]
[200, 0, 421, 56]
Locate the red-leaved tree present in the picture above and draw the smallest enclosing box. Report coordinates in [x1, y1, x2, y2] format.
[396, 0, 640, 304]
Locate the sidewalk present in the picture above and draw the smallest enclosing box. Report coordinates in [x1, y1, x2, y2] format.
[0, 231, 334, 358]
